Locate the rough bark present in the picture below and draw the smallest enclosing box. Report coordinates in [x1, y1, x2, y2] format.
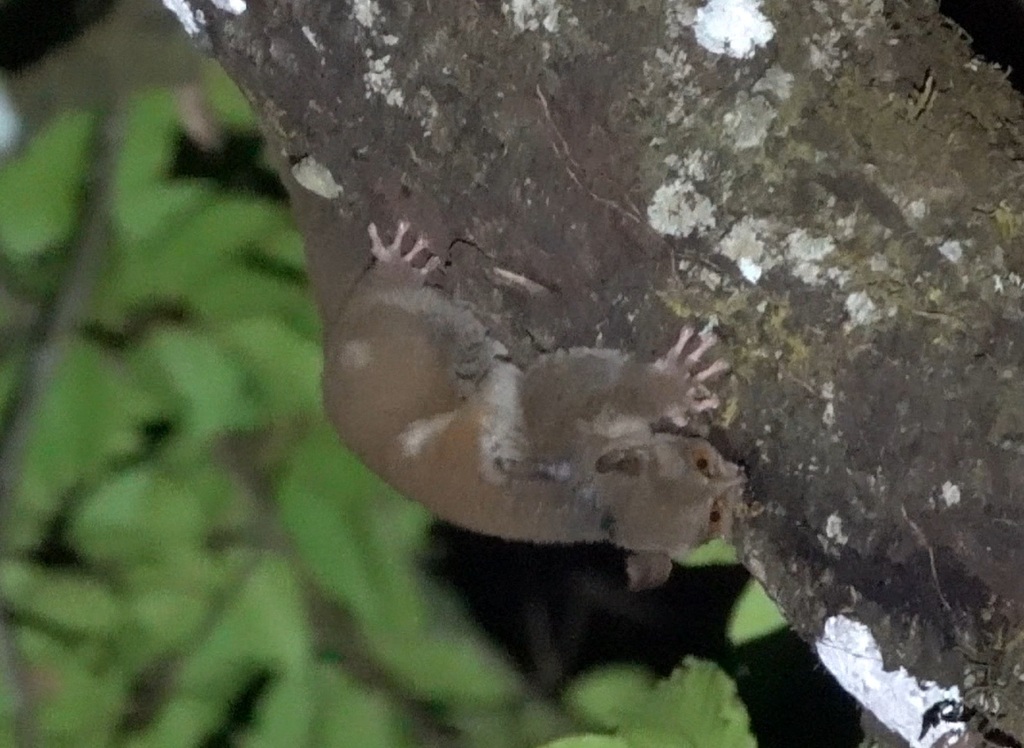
[184, 0, 1024, 743]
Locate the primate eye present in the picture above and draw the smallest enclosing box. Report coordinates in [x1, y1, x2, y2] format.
[691, 447, 713, 475]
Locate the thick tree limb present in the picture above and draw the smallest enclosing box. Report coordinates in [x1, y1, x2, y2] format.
[178, 0, 1024, 744]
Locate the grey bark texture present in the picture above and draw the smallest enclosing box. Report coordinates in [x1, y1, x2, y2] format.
[187, 0, 1024, 743]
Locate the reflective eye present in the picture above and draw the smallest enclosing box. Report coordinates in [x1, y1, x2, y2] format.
[691, 447, 712, 475]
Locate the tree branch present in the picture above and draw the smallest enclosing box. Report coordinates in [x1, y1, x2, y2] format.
[183, 0, 1024, 743]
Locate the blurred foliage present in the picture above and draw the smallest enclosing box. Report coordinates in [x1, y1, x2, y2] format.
[0, 64, 784, 747]
[680, 540, 786, 647]
[562, 659, 756, 748]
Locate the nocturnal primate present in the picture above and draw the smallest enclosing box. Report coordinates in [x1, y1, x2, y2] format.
[322, 219, 743, 589]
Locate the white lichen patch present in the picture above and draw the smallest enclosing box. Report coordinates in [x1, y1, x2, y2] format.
[722, 93, 777, 150]
[302, 26, 324, 53]
[694, 0, 775, 59]
[664, 149, 713, 182]
[679, 258, 730, 290]
[502, 0, 571, 32]
[839, 0, 884, 38]
[844, 291, 880, 329]
[825, 513, 848, 544]
[715, 221, 864, 292]
[413, 88, 442, 140]
[718, 217, 776, 283]
[816, 616, 964, 748]
[665, 0, 697, 39]
[364, 52, 405, 107]
[752, 65, 795, 101]
[785, 229, 836, 286]
[351, 2, 409, 110]
[648, 179, 717, 238]
[937, 240, 964, 264]
[162, 0, 202, 36]
[808, 29, 844, 79]
[905, 199, 928, 222]
[821, 381, 835, 427]
[940, 481, 962, 507]
[868, 254, 890, 273]
[650, 47, 699, 125]
[993, 271, 1024, 295]
[211, 0, 245, 13]
[833, 212, 858, 241]
[291, 157, 344, 199]
[353, 0, 382, 29]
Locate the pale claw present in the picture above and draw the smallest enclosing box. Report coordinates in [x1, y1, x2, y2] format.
[656, 326, 729, 382]
[654, 325, 731, 426]
[685, 332, 718, 365]
[661, 326, 695, 364]
[368, 220, 433, 273]
[693, 357, 730, 383]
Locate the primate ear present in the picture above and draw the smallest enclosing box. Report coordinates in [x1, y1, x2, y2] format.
[595, 447, 645, 476]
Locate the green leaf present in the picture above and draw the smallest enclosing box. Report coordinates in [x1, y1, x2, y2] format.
[565, 665, 656, 731]
[566, 660, 755, 748]
[275, 428, 430, 633]
[103, 196, 292, 317]
[368, 624, 522, 706]
[71, 467, 215, 565]
[15, 341, 142, 543]
[245, 666, 315, 748]
[71, 467, 163, 563]
[188, 264, 316, 335]
[449, 700, 568, 748]
[727, 579, 787, 646]
[125, 585, 208, 662]
[203, 63, 257, 129]
[136, 327, 259, 441]
[0, 667, 15, 748]
[35, 654, 126, 748]
[114, 90, 181, 201]
[0, 110, 95, 258]
[112, 181, 213, 247]
[118, 550, 232, 671]
[217, 316, 321, 417]
[680, 538, 738, 566]
[309, 666, 411, 748]
[138, 557, 313, 746]
[620, 659, 755, 748]
[0, 562, 120, 637]
[261, 227, 308, 276]
[540, 737, 631, 748]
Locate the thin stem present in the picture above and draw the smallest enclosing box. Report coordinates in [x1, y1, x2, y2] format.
[0, 103, 124, 748]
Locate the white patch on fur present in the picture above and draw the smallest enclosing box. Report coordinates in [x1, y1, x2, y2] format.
[590, 411, 651, 440]
[478, 363, 526, 481]
[340, 340, 373, 370]
[399, 412, 457, 457]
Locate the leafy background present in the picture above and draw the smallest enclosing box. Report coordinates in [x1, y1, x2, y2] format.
[0, 63, 859, 748]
